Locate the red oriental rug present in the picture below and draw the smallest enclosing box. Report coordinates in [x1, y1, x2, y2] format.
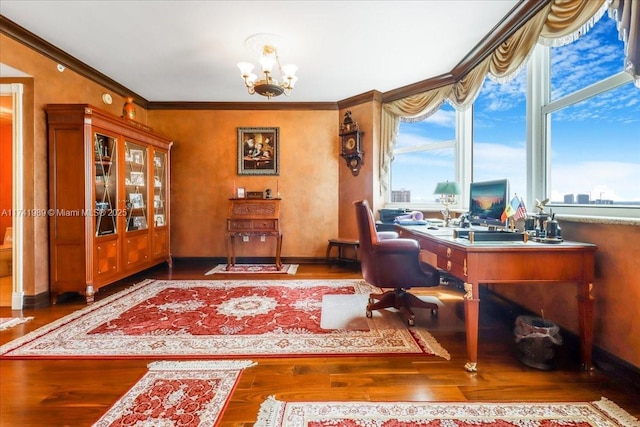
[255, 396, 640, 427]
[0, 279, 449, 359]
[92, 360, 254, 427]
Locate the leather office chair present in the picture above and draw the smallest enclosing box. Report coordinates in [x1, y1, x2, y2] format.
[354, 200, 440, 326]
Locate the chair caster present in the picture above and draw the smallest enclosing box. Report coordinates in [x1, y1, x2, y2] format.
[366, 309, 373, 318]
[368, 297, 374, 304]
[407, 318, 415, 326]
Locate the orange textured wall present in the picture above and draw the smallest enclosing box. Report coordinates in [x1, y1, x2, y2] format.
[338, 101, 381, 240]
[148, 109, 340, 258]
[0, 115, 12, 239]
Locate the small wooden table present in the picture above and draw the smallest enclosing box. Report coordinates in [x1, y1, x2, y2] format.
[226, 198, 282, 270]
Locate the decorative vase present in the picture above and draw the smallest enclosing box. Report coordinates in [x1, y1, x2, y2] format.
[122, 97, 136, 120]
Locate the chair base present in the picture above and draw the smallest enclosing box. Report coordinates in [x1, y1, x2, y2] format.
[366, 288, 438, 326]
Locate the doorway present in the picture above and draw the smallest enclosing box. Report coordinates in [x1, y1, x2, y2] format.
[0, 83, 24, 309]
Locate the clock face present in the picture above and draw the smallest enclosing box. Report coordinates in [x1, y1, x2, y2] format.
[345, 137, 356, 150]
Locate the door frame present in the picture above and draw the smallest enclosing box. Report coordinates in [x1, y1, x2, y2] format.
[0, 83, 24, 310]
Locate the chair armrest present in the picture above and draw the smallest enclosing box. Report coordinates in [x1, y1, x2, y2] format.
[377, 231, 399, 240]
[374, 238, 420, 254]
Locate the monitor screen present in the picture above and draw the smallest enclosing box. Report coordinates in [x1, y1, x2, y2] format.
[468, 179, 509, 227]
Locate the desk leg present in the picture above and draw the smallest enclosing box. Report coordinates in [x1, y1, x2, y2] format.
[463, 282, 479, 372]
[578, 282, 595, 371]
[275, 232, 283, 270]
[225, 233, 236, 270]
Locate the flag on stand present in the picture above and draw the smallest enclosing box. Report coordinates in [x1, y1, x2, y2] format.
[504, 195, 519, 219]
[513, 196, 527, 221]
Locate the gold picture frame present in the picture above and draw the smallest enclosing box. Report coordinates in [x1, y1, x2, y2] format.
[238, 127, 279, 176]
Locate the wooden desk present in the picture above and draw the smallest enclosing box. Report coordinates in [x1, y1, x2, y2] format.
[398, 225, 596, 372]
[226, 198, 282, 270]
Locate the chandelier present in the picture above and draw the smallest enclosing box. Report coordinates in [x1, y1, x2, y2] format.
[237, 33, 298, 99]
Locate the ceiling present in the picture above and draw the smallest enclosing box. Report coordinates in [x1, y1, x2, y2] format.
[1, 1, 522, 103]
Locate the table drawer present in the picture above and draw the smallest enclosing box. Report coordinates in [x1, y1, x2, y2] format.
[228, 220, 254, 231]
[437, 244, 466, 263]
[437, 256, 466, 278]
[252, 219, 277, 230]
[436, 244, 466, 278]
[228, 219, 278, 232]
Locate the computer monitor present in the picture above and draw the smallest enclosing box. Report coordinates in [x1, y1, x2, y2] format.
[468, 179, 509, 227]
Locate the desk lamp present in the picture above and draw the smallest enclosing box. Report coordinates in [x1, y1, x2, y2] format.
[434, 181, 461, 227]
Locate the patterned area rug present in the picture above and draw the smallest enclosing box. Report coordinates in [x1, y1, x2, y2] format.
[255, 396, 640, 427]
[0, 279, 449, 359]
[205, 264, 299, 275]
[0, 317, 33, 331]
[92, 360, 254, 427]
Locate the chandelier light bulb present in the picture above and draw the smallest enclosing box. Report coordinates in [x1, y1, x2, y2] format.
[281, 64, 298, 79]
[237, 62, 255, 76]
[259, 55, 276, 73]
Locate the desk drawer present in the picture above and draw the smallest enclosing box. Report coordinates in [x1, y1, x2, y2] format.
[252, 219, 277, 230]
[436, 244, 466, 278]
[228, 220, 253, 231]
[228, 219, 278, 232]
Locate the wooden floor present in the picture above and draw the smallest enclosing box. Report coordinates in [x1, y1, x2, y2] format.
[1, 260, 638, 427]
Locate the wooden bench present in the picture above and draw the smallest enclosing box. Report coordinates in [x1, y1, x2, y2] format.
[326, 238, 360, 265]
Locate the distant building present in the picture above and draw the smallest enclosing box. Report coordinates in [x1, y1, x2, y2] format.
[391, 190, 411, 203]
[564, 194, 575, 204]
[577, 194, 590, 204]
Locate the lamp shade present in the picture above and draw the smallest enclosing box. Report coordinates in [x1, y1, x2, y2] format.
[434, 181, 461, 195]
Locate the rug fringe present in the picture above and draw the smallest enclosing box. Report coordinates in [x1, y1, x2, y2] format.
[593, 397, 640, 426]
[0, 317, 33, 331]
[147, 360, 257, 371]
[410, 329, 451, 361]
[255, 395, 285, 427]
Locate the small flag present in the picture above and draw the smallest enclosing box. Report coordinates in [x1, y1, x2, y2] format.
[505, 195, 519, 219]
[514, 197, 527, 221]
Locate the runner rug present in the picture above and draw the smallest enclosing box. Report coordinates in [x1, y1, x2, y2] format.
[255, 396, 640, 427]
[0, 317, 33, 331]
[92, 360, 254, 427]
[0, 279, 449, 359]
[205, 264, 299, 275]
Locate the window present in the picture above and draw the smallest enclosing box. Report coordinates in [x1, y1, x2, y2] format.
[388, 13, 638, 219]
[544, 16, 640, 214]
[473, 72, 527, 202]
[389, 103, 456, 206]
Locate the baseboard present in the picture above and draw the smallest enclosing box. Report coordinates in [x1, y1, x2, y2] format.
[22, 290, 51, 309]
[481, 287, 640, 391]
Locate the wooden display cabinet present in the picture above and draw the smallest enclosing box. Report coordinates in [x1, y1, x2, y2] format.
[46, 104, 173, 303]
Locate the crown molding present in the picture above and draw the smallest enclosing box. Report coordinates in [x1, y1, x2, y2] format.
[146, 101, 338, 111]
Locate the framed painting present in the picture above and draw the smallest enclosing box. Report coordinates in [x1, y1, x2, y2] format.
[238, 127, 279, 175]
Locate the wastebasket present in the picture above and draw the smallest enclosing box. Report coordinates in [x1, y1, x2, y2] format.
[514, 315, 562, 370]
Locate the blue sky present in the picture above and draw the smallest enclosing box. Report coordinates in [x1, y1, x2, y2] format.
[393, 15, 640, 205]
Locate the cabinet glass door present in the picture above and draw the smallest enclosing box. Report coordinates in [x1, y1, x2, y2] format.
[94, 133, 118, 236]
[124, 142, 148, 231]
[153, 151, 167, 228]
